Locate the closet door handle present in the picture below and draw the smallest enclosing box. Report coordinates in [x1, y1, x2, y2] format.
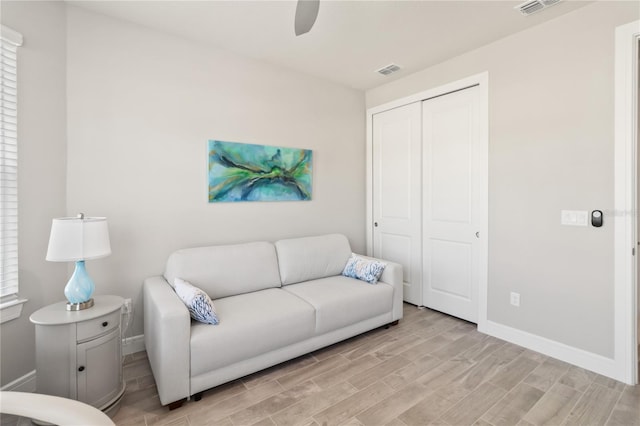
[374, 222, 379, 227]
[475, 232, 480, 238]
[78, 366, 85, 372]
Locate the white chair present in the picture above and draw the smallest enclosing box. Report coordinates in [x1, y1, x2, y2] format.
[0, 391, 115, 426]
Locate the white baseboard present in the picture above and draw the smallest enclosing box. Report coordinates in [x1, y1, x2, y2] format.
[122, 334, 145, 356]
[480, 320, 620, 381]
[1, 370, 36, 392]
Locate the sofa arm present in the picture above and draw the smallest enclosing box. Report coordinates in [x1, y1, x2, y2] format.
[143, 276, 191, 406]
[355, 254, 404, 321]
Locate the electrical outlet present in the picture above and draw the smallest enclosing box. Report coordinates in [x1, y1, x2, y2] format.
[510, 292, 520, 307]
[122, 298, 132, 314]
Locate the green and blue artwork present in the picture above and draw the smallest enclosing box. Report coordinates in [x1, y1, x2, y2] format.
[208, 140, 313, 202]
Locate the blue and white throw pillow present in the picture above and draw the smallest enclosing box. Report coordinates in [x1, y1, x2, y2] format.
[342, 254, 386, 284]
[174, 278, 219, 325]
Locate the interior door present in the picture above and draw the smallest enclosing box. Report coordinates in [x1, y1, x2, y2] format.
[372, 102, 422, 305]
[422, 86, 483, 322]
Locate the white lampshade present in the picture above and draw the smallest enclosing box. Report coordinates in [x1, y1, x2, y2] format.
[46, 216, 111, 262]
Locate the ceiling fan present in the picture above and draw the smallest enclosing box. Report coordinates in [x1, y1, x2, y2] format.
[294, 0, 320, 36]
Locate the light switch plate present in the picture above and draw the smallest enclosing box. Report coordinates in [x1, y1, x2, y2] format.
[561, 210, 588, 226]
[510, 292, 520, 307]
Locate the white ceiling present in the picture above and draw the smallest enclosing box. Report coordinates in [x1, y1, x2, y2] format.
[70, 0, 591, 90]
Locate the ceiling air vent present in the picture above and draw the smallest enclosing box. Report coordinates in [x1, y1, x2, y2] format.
[376, 64, 401, 76]
[516, 0, 561, 16]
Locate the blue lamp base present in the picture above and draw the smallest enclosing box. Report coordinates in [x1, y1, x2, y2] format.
[64, 260, 95, 311]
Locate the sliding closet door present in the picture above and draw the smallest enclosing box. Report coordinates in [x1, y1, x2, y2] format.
[422, 86, 482, 322]
[372, 102, 422, 305]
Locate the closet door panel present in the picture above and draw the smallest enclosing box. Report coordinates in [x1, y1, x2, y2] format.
[372, 102, 422, 305]
[423, 86, 480, 322]
[430, 106, 472, 224]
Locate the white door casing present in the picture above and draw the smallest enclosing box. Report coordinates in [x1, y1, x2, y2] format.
[614, 19, 640, 385]
[366, 73, 488, 326]
[372, 102, 423, 305]
[422, 86, 482, 322]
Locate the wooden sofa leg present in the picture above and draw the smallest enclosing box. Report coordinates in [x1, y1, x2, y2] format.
[193, 392, 203, 402]
[385, 320, 399, 329]
[168, 399, 186, 410]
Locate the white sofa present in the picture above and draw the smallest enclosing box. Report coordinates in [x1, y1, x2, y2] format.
[143, 234, 403, 408]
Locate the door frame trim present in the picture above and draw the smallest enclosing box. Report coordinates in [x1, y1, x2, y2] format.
[365, 71, 489, 330]
[614, 19, 640, 385]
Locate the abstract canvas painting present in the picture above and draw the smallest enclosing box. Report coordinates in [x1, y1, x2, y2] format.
[208, 140, 313, 202]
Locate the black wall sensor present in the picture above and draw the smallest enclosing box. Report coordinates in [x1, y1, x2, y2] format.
[591, 210, 603, 227]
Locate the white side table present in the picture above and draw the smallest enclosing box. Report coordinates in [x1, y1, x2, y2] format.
[30, 295, 125, 417]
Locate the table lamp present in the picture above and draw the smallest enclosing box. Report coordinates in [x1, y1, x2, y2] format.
[46, 213, 111, 311]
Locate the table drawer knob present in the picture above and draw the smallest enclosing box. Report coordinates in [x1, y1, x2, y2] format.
[78, 366, 85, 372]
[102, 321, 109, 327]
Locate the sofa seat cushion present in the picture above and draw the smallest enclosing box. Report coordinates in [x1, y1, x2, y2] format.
[283, 276, 393, 335]
[190, 288, 315, 377]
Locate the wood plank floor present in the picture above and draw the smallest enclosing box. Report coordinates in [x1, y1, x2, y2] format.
[115, 304, 640, 426]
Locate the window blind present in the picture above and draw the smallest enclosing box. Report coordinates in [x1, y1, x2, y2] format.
[0, 26, 22, 299]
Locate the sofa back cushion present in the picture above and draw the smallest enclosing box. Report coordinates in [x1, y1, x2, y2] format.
[164, 241, 281, 300]
[275, 234, 352, 285]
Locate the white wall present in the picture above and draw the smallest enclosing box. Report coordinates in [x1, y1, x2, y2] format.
[0, 1, 68, 386]
[367, 2, 639, 358]
[65, 6, 366, 339]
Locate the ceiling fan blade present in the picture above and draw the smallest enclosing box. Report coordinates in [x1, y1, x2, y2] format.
[294, 0, 320, 36]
